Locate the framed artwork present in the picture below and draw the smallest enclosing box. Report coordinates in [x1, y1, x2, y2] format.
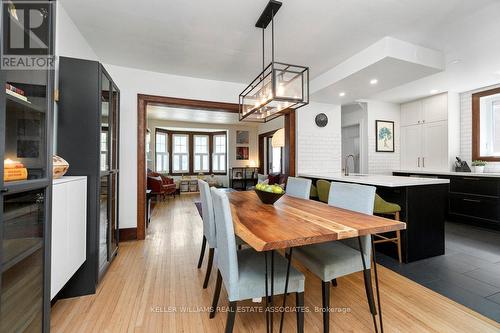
[376, 120, 395, 152]
[236, 130, 249, 144]
[236, 147, 249, 160]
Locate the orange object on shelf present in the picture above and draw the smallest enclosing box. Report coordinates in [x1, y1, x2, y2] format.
[4, 168, 28, 182]
[4, 158, 25, 169]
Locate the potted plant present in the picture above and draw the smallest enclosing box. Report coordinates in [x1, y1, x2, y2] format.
[472, 160, 487, 173]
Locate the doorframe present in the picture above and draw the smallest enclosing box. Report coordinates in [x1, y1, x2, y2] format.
[136, 94, 296, 240]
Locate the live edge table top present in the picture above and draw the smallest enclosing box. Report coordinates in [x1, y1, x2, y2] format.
[227, 191, 406, 252]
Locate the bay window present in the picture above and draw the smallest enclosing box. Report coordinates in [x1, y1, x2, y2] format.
[155, 131, 168, 172]
[194, 135, 210, 172]
[172, 134, 189, 173]
[212, 134, 226, 172]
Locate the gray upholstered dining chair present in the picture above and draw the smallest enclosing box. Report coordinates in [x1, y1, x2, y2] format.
[293, 181, 377, 333]
[197, 180, 217, 289]
[286, 177, 312, 200]
[209, 188, 306, 333]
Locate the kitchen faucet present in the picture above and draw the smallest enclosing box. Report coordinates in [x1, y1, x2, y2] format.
[344, 154, 355, 176]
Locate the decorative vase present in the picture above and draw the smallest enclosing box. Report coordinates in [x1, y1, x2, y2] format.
[473, 166, 484, 173]
[53, 155, 69, 179]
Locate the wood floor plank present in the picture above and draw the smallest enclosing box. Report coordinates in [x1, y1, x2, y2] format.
[51, 194, 500, 332]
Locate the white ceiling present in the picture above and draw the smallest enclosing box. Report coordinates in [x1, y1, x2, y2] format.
[61, 0, 500, 103]
[147, 105, 253, 125]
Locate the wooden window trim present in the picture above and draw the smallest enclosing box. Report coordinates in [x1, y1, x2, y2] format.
[472, 87, 500, 162]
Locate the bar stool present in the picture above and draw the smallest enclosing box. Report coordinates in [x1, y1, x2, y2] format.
[316, 179, 331, 203]
[373, 193, 402, 263]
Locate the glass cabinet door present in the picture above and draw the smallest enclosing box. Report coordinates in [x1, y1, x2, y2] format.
[4, 70, 48, 182]
[1, 189, 45, 332]
[109, 173, 118, 257]
[111, 85, 119, 171]
[100, 74, 111, 172]
[98, 176, 109, 275]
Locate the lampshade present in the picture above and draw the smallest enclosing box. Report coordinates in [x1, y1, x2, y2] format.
[271, 128, 285, 147]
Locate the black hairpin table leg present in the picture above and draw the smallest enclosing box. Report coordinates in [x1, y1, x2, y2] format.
[371, 235, 384, 333]
[358, 236, 379, 333]
[279, 248, 293, 333]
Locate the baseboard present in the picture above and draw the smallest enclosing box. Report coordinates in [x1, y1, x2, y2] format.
[119, 228, 138, 241]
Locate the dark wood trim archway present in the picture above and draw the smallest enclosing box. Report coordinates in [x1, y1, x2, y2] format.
[137, 94, 296, 240]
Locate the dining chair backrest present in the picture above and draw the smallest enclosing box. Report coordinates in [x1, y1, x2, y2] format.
[328, 181, 376, 260]
[198, 180, 216, 248]
[211, 188, 239, 297]
[317, 179, 331, 203]
[286, 177, 312, 200]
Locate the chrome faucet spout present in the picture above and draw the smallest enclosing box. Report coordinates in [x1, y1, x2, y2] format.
[344, 154, 355, 176]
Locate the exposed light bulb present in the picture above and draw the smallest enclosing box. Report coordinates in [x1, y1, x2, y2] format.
[339, 92, 346, 97]
[370, 79, 378, 85]
[277, 84, 285, 96]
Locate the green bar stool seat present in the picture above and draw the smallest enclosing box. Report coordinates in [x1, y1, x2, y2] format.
[373, 193, 403, 263]
[310, 184, 318, 199]
[316, 179, 331, 203]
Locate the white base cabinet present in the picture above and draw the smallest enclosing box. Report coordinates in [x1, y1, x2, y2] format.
[51, 176, 87, 300]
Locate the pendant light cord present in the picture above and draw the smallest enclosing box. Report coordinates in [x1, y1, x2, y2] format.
[271, 10, 274, 64]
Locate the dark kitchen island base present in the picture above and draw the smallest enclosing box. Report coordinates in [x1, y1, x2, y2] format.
[375, 183, 448, 263]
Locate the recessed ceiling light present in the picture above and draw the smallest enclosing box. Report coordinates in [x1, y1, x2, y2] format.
[450, 59, 462, 65]
[339, 92, 346, 97]
[370, 79, 378, 85]
[430, 89, 439, 94]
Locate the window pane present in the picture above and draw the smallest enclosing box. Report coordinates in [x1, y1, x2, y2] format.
[213, 155, 219, 171]
[156, 154, 162, 170]
[174, 135, 188, 153]
[162, 155, 168, 172]
[194, 135, 208, 154]
[173, 155, 180, 171]
[181, 155, 188, 171]
[202, 155, 209, 170]
[194, 155, 201, 171]
[480, 93, 500, 156]
[219, 155, 225, 171]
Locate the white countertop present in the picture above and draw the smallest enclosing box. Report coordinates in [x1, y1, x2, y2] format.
[393, 169, 500, 178]
[53, 176, 87, 185]
[299, 173, 450, 188]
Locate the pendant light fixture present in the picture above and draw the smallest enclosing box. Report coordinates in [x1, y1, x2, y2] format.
[239, 0, 309, 122]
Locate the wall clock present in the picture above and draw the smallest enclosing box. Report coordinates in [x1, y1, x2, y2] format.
[315, 113, 328, 127]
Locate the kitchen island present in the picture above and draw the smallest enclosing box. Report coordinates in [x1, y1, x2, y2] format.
[299, 173, 450, 263]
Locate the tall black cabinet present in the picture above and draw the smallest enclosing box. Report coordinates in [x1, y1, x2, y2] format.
[57, 57, 120, 297]
[0, 1, 55, 331]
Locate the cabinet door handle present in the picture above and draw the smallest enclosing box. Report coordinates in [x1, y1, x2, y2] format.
[418, 157, 420, 167]
[462, 177, 481, 181]
[422, 119, 426, 123]
[422, 157, 425, 168]
[463, 198, 481, 203]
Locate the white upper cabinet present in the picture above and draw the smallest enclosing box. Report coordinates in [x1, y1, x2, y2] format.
[422, 93, 448, 124]
[401, 100, 423, 127]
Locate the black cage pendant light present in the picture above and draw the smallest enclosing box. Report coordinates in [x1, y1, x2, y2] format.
[239, 0, 309, 122]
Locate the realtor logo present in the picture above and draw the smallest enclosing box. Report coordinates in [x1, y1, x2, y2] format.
[1, 1, 54, 70]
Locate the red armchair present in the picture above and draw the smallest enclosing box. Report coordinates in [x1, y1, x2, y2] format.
[147, 171, 176, 200]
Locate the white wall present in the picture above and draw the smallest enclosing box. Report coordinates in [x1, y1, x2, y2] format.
[341, 103, 368, 173]
[55, 4, 98, 61]
[257, 117, 284, 135]
[104, 64, 245, 229]
[460, 83, 500, 172]
[147, 119, 258, 187]
[296, 102, 342, 174]
[361, 100, 401, 174]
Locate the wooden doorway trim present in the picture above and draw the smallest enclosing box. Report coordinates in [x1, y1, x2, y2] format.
[137, 94, 296, 240]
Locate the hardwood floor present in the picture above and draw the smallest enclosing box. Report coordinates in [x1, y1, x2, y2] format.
[51, 194, 500, 332]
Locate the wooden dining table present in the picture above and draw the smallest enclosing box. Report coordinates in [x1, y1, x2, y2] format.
[226, 191, 406, 333]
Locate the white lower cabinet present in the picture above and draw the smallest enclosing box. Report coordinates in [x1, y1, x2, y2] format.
[401, 121, 448, 171]
[51, 176, 87, 299]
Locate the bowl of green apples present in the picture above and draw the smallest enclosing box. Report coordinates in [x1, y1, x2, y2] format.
[254, 183, 285, 205]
